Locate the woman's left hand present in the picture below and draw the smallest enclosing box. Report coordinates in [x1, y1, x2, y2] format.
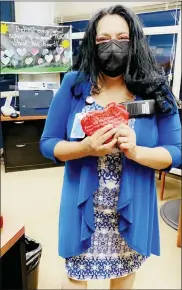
[114, 123, 137, 160]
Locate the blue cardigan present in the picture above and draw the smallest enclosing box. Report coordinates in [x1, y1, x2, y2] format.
[40, 72, 181, 258]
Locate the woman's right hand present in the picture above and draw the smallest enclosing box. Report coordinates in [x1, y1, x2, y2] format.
[82, 124, 118, 157]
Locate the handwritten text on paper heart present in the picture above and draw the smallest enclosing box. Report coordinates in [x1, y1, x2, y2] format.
[17, 48, 27, 57]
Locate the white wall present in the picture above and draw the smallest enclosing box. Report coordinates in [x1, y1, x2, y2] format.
[15, 2, 55, 26]
[54, 1, 170, 21]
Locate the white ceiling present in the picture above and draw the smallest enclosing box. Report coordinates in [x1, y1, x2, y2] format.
[54, 1, 176, 22]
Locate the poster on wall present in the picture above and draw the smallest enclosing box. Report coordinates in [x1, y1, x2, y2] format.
[0, 22, 72, 74]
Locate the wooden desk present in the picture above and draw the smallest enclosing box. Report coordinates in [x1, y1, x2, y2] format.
[1, 218, 27, 289]
[1, 115, 47, 122]
[1, 221, 25, 257]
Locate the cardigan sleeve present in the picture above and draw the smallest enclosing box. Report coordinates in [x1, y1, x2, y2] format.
[40, 73, 73, 163]
[157, 111, 182, 171]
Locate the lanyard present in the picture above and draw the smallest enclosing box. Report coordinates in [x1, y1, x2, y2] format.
[123, 99, 155, 118]
[85, 97, 155, 118]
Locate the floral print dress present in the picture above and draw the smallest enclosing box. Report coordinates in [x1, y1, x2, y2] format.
[65, 102, 147, 280]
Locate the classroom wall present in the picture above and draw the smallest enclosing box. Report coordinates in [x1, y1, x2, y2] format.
[54, 1, 165, 21]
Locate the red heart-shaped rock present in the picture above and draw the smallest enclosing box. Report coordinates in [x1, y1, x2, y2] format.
[81, 102, 129, 142]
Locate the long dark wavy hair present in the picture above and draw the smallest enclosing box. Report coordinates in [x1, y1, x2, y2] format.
[71, 5, 177, 114]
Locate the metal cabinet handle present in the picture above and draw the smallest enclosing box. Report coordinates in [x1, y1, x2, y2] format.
[16, 144, 26, 148]
[14, 121, 24, 124]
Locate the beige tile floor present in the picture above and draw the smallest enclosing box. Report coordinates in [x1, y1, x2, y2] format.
[1, 164, 181, 289]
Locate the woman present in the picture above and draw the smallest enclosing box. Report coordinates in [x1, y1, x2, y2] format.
[40, 5, 181, 290]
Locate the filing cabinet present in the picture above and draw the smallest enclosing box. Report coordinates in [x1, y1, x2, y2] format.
[1, 119, 62, 172]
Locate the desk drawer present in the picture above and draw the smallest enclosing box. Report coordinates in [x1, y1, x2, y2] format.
[5, 142, 53, 168]
[3, 120, 44, 145]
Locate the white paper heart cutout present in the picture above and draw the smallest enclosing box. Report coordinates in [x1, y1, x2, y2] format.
[17, 48, 27, 57]
[55, 55, 60, 62]
[64, 50, 70, 58]
[32, 48, 39, 56]
[56, 47, 64, 55]
[62, 56, 69, 64]
[45, 55, 53, 63]
[38, 58, 43, 65]
[12, 59, 18, 66]
[1, 56, 10, 66]
[5, 49, 14, 58]
[25, 57, 33, 65]
[1, 51, 5, 58]
[42, 49, 49, 56]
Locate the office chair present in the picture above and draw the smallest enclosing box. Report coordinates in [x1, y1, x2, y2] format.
[159, 108, 182, 200]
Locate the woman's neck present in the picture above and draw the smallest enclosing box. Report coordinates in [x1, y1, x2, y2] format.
[95, 73, 134, 103]
[99, 74, 126, 91]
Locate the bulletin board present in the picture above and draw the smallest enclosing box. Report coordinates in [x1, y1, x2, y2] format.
[0, 22, 72, 74]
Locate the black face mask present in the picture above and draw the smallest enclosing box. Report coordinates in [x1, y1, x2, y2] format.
[97, 40, 129, 78]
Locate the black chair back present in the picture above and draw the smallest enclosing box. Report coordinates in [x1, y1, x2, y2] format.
[178, 108, 182, 125]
